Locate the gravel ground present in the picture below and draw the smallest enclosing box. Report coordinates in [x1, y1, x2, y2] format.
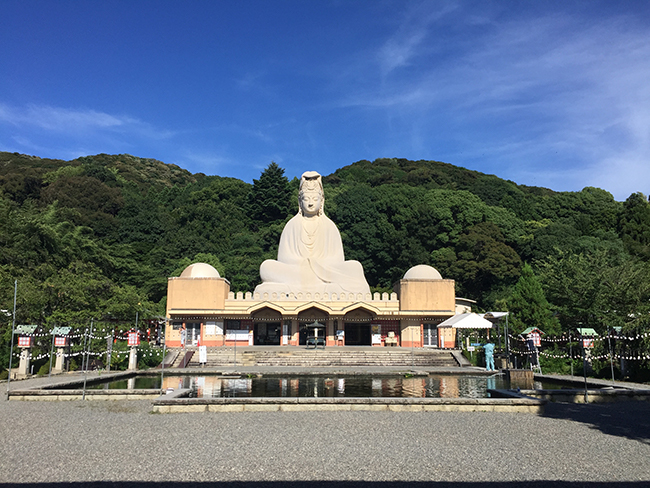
[0, 383, 649, 487]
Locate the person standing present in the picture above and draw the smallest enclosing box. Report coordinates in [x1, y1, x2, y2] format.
[484, 342, 495, 371]
[180, 324, 187, 349]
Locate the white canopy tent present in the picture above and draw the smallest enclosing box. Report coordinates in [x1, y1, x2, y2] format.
[437, 313, 493, 352]
[481, 312, 510, 355]
[481, 312, 509, 320]
[437, 313, 493, 329]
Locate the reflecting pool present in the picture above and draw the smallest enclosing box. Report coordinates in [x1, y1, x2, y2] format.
[81, 374, 564, 398]
[163, 375, 513, 398]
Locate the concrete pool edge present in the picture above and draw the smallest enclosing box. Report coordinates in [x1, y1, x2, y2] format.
[8, 388, 162, 401]
[151, 395, 546, 414]
[519, 388, 650, 403]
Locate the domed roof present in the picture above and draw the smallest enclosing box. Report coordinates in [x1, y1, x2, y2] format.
[180, 263, 221, 278]
[403, 264, 442, 280]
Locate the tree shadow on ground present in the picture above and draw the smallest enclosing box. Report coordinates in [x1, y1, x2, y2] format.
[1, 482, 650, 488]
[542, 400, 650, 444]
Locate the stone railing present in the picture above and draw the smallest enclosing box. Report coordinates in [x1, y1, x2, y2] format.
[227, 291, 398, 302]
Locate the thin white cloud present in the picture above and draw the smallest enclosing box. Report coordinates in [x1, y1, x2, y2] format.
[0, 102, 178, 161]
[378, 26, 429, 76]
[587, 153, 650, 200]
[0, 103, 175, 139]
[0, 103, 130, 131]
[179, 150, 234, 174]
[330, 4, 650, 200]
[377, 1, 458, 77]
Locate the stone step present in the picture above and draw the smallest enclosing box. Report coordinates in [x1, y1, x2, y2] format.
[204, 352, 448, 358]
[188, 349, 458, 368]
[201, 353, 453, 359]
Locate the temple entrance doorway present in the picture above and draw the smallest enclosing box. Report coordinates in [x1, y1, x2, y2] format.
[423, 324, 438, 347]
[254, 322, 281, 345]
[299, 324, 308, 346]
[344, 322, 371, 345]
[297, 306, 330, 346]
[187, 323, 201, 346]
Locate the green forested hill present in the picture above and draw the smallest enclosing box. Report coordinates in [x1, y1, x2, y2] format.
[1, 152, 649, 365]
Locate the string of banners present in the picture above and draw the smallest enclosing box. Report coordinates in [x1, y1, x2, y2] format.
[537, 350, 650, 361]
[15, 328, 151, 338]
[508, 332, 650, 343]
[14, 347, 164, 360]
[508, 348, 650, 361]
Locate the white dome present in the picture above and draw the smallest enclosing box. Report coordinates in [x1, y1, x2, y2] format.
[403, 264, 442, 280]
[180, 263, 221, 278]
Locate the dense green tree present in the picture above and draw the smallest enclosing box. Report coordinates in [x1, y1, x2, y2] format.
[574, 187, 620, 235]
[0, 172, 43, 203]
[117, 187, 167, 247]
[507, 263, 559, 335]
[537, 249, 650, 334]
[40, 175, 123, 237]
[330, 184, 393, 287]
[159, 177, 252, 259]
[619, 313, 650, 382]
[221, 233, 266, 292]
[447, 222, 522, 306]
[618, 192, 650, 259]
[522, 221, 582, 261]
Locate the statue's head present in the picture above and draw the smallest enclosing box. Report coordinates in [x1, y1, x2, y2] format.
[299, 171, 324, 216]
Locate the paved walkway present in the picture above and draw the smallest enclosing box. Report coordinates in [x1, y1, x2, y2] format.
[3, 369, 130, 392]
[536, 372, 650, 390]
[2, 368, 649, 485]
[0, 386, 649, 485]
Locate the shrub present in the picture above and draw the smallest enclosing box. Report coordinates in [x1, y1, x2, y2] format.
[37, 362, 50, 376]
[137, 342, 164, 369]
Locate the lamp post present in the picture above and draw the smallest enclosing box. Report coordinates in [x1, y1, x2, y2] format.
[569, 333, 574, 377]
[581, 330, 588, 404]
[106, 328, 114, 372]
[48, 326, 56, 379]
[80, 324, 88, 372]
[505, 313, 510, 368]
[82, 318, 94, 400]
[607, 328, 615, 384]
[410, 324, 414, 369]
[160, 317, 168, 393]
[5, 280, 17, 400]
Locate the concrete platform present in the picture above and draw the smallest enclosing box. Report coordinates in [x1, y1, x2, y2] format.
[151, 395, 545, 414]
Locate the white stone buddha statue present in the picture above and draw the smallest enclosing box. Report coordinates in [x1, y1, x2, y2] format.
[254, 171, 371, 297]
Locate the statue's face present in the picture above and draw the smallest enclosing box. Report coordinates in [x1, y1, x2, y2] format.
[300, 190, 323, 216]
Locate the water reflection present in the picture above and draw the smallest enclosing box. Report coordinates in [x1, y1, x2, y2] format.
[160, 375, 508, 399]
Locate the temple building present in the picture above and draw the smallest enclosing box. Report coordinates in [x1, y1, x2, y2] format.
[165, 171, 465, 349]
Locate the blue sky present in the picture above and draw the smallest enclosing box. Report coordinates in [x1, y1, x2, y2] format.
[1, 0, 649, 201]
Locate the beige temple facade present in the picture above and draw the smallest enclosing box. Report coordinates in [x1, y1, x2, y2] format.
[165, 171, 464, 349]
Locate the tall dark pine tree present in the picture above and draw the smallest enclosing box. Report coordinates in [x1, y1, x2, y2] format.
[247, 162, 294, 225]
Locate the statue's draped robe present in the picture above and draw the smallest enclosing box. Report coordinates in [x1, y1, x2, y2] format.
[255, 213, 370, 296]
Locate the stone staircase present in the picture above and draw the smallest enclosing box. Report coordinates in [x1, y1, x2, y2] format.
[188, 347, 459, 368]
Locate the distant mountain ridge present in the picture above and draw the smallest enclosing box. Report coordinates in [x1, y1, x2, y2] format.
[3, 152, 562, 198]
[0, 152, 198, 193]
